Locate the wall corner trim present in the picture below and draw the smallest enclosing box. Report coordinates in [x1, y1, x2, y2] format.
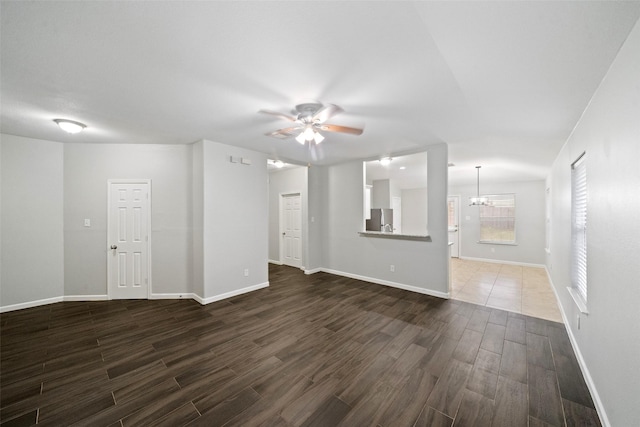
[193, 282, 270, 306]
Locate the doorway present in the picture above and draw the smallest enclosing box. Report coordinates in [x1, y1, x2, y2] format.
[448, 195, 460, 258]
[280, 193, 302, 268]
[107, 180, 151, 299]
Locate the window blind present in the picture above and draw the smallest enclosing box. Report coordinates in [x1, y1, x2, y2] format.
[571, 154, 587, 303]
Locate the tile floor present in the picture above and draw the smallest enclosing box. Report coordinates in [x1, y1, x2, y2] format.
[450, 258, 563, 323]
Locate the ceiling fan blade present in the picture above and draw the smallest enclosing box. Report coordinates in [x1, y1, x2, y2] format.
[265, 126, 303, 139]
[317, 123, 364, 135]
[312, 104, 344, 123]
[258, 109, 297, 122]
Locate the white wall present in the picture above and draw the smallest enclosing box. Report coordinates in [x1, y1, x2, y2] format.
[306, 165, 326, 272]
[1, 135, 64, 308]
[268, 166, 307, 265]
[1, 136, 270, 310]
[546, 18, 640, 427]
[319, 143, 449, 297]
[64, 143, 193, 297]
[449, 180, 546, 265]
[371, 179, 390, 208]
[200, 140, 268, 301]
[402, 187, 428, 235]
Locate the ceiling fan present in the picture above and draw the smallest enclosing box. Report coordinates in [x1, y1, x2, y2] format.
[259, 102, 364, 144]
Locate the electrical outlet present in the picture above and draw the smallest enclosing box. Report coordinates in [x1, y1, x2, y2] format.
[244, 269, 249, 277]
[390, 265, 395, 272]
[491, 247, 495, 253]
[84, 219, 91, 227]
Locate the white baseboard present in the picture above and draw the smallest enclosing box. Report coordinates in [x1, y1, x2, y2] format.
[459, 256, 545, 269]
[0, 296, 64, 313]
[0, 283, 271, 312]
[193, 282, 269, 305]
[268, 259, 283, 265]
[309, 268, 449, 299]
[150, 293, 196, 300]
[545, 267, 609, 427]
[304, 267, 322, 275]
[64, 295, 109, 302]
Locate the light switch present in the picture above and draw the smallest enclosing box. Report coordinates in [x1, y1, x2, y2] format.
[84, 219, 91, 227]
[465, 216, 471, 221]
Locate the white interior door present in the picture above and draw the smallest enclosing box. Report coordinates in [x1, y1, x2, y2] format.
[281, 193, 302, 268]
[448, 195, 460, 258]
[108, 181, 150, 299]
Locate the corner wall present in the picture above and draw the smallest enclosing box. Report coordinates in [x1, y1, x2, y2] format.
[199, 140, 269, 302]
[547, 17, 640, 426]
[319, 143, 449, 297]
[0, 135, 64, 308]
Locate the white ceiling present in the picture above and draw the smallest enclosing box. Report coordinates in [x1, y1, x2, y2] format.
[2, 1, 639, 186]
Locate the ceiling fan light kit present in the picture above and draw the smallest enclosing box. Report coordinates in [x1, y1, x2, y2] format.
[259, 102, 363, 145]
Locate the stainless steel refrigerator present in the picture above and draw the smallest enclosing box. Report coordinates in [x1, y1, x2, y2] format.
[366, 208, 393, 232]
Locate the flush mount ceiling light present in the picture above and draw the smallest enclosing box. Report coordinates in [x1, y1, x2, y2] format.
[53, 119, 86, 134]
[272, 160, 284, 168]
[379, 157, 392, 166]
[469, 166, 489, 206]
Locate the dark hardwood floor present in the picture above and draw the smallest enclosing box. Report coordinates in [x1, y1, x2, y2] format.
[1, 265, 601, 426]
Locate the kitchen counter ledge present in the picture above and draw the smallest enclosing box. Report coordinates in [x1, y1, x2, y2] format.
[358, 231, 431, 241]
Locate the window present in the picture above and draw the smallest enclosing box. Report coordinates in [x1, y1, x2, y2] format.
[570, 153, 588, 309]
[479, 194, 516, 244]
[448, 199, 456, 228]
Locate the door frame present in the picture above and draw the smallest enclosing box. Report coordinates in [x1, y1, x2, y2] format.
[106, 179, 152, 299]
[448, 195, 461, 258]
[279, 191, 303, 268]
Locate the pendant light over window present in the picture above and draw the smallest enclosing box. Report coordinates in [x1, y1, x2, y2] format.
[469, 166, 489, 206]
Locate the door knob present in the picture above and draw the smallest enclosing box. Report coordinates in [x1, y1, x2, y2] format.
[110, 245, 117, 250]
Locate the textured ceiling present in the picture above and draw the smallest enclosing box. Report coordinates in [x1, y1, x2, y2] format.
[2, 1, 639, 185]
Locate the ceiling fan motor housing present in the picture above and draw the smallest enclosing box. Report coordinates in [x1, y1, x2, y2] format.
[293, 102, 324, 122]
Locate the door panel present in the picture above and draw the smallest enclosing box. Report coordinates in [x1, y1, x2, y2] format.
[282, 193, 302, 268]
[108, 181, 150, 299]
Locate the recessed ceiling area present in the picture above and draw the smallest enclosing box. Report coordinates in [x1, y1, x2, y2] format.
[2, 1, 639, 185]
